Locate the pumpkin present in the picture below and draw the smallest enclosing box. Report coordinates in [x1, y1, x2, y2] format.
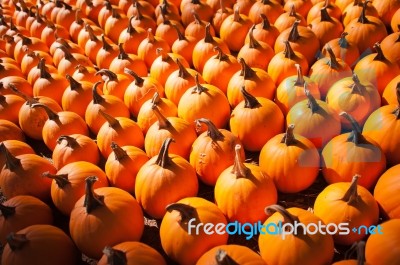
[363, 84, 400, 166]
[52, 134, 100, 170]
[104, 8, 129, 44]
[0, 140, 35, 170]
[20, 49, 53, 76]
[211, 0, 233, 35]
[97, 242, 167, 265]
[172, 24, 197, 67]
[85, 81, 130, 135]
[190, 118, 244, 186]
[391, 8, 400, 32]
[69, 9, 97, 43]
[244, 14, 280, 49]
[180, 0, 213, 27]
[202, 46, 241, 94]
[283, 0, 313, 18]
[184, 10, 214, 43]
[44, 161, 109, 216]
[365, 219, 400, 265]
[0, 75, 33, 97]
[96, 109, 144, 158]
[232, 0, 256, 15]
[286, 86, 341, 149]
[230, 86, 284, 151]
[219, 6, 253, 52]
[274, 4, 307, 33]
[109, 43, 148, 77]
[258, 205, 334, 265]
[215, 144, 277, 223]
[136, 138, 198, 218]
[0, 195, 53, 244]
[145, 104, 197, 159]
[56, 44, 94, 77]
[118, 16, 147, 55]
[0, 119, 25, 142]
[382, 76, 400, 105]
[137, 28, 170, 69]
[178, 74, 231, 132]
[321, 112, 386, 189]
[1, 224, 79, 265]
[275, 64, 320, 115]
[196, 244, 267, 265]
[0, 144, 55, 201]
[373, 164, 400, 219]
[0, 93, 25, 125]
[13, 34, 48, 64]
[160, 197, 229, 265]
[341, 0, 379, 27]
[155, 9, 182, 47]
[314, 175, 379, 245]
[321, 32, 360, 69]
[93, 34, 118, 67]
[353, 42, 400, 96]
[95, 68, 132, 101]
[62, 75, 94, 119]
[248, 0, 283, 25]
[380, 32, 400, 66]
[31, 103, 89, 151]
[259, 124, 320, 193]
[105, 142, 149, 194]
[72, 65, 102, 84]
[371, 0, 400, 27]
[306, 0, 342, 24]
[82, 23, 103, 64]
[70, 176, 144, 259]
[331, 241, 366, 265]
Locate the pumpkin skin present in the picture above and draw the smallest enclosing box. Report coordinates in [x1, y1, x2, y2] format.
[0, 140, 35, 170]
[1, 224, 79, 265]
[44, 161, 109, 216]
[160, 197, 229, 265]
[70, 176, 144, 259]
[309, 6, 343, 47]
[105, 143, 149, 194]
[135, 138, 198, 219]
[0, 93, 25, 125]
[0, 118, 25, 142]
[365, 219, 400, 265]
[314, 175, 379, 245]
[97, 242, 167, 265]
[215, 144, 277, 224]
[0, 195, 53, 244]
[230, 87, 285, 151]
[259, 124, 320, 193]
[61, 75, 94, 119]
[258, 205, 334, 265]
[196, 244, 266, 265]
[321, 112, 386, 189]
[373, 165, 400, 219]
[190, 118, 244, 186]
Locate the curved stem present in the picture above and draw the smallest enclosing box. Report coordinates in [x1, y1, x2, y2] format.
[288, 20, 301, 42]
[195, 118, 224, 141]
[74, 8, 84, 25]
[204, 23, 213, 43]
[133, 2, 143, 20]
[42, 172, 70, 189]
[192, 9, 201, 25]
[102, 246, 127, 265]
[85, 23, 98, 42]
[155, 138, 174, 168]
[231, 144, 249, 178]
[127, 16, 136, 34]
[7, 83, 37, 104]
[294, 64, 304, 86]
[110, 142, 128, 162]
[92, 81, 105, 105]
[281, 124, 297, 145]
[233, 5, 240, 22]
[192, 74, 207, 94]
[219, 0, 226, 12]
[151, 91, 161, 105]
[283, 40, 295, 59]
[101, 34, 113, 51]
[57, 135, 79, 148]
[157, 48, 170, 61]
[260, 14, 271, 29]
[165, 202, 197, 223]
[341, 175, 360, 205]
[38, 57, 51, 79]
[248, 24, 260, 49]
[357, 0, 370, 24]
[325, 44, 339, 69]
[340, 112, 366, 145]
[152, 104, 171, 129]
[66, 74, 82, 91]
[146, 28, 155, 43]
[320, 7, 332, 22]
[215, 249, 239, 265]
[172, 23, 186, 41]
[214, 46, 229, 61]
[96, 69, 118, 82]
[98, 109, 121, 128]
[31, 103, 59, 120]
[57, 44, 74, 61]
[6, 233, 28, 251]
[238, 58, 256, 79]
[241, 86, 261, 109]
[176, 58, 190, 78]
[372, 42, 387, 61]
[350, 74, 365, 94]
[0, 203, 16, 219]
[265, 204, 300, 226]
[124, 68, 144, 86]
[83, 176, 105, 213]
[305, 83, 320, 113]
[117, 43, 129, 60]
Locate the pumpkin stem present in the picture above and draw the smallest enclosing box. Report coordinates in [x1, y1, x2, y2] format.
[281, 124, 297, 145]
[146, 28, 155, 43]
[92, 81, 105, 104]
[239, 58, 256, 79]
[38, 57, 52, 79]
[215, 249, 239, 265]
[165, 202, 197, 224]
[57, 44, 74, 61]
[117, 43, 129, 60]
[341, 175, 360, 205]
[320, 7, 333, 22]
[57, 135, 79, 148]
[110, 142, 128, 162]
[357, 0, 370, 24]
[31, 103, 59, 120]
[260, 14, 272, 29]
[83, 176, 105, 213]
[265, 204, 301, 227]
[340, 112, 367, 145]
[248, 25, 260, 49]
[192, 9, 202, 25]
[305, 83, 320, 113]
[0, 203, 16, 219]
[345, 241, 366, 264]
[219, 0, 227, 12]
[19, 33, 32, 46]
[6, 233, 28, 251]
[42, 172, 70, 189]
[152, 103, 171, 129]
[151, 91, 161, 105]
[214, 46, 229, 61]
[155, 138, 174, 168]
[126, 16, 135, 34]
[325, 44, 340, 69]
[172, 23, 186, 41]
[241, 86, 261, 109]
[0, 94, 5, 105]
[294, 63, 305, 86]
[157, 48, 170, 61]
[283, 40, 295, 59]
[195, 118, 225, 141]
[233, 5, 240, 22]
[392, 82, 400, 119]
[101, 34, 113, 51]
[204, 23, 214, 43]
[176, 58, 190, 78]
[99, 109, 121, 128]
[85, 23, 98, 42]
[66, 74, 82, 91]
[74, 8, 84, 25]
[192, 73, 207, 94]
[350, 74, 365, 94]
[96, 69, 118, 82]
[7, 83, 37, 103]
[288, 20, 301, 42]
[160, 5, 170, 25]
[124, 68, 144, 86]
[231, 144, 249, 178]
[372, 42, 387, 61]
[102, 246, 128, 265]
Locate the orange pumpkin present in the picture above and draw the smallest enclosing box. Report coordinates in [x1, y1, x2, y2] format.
[0, 140, 35, 170]
[197, 244, 267, 265]
[244, 14, 280, 48]
[62, 75, 94, 119]
[309, 6, 343, 47]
